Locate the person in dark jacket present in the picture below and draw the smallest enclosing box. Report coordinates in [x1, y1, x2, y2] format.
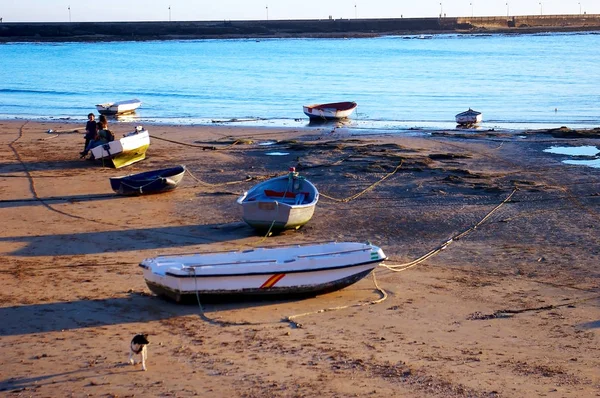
[81, 114, 114, 159]
[80, 113, 98, 158]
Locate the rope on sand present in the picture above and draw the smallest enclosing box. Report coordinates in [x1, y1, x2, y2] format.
[283, 270, 387, 329]
[468, 294, 600, 320]
[319, 160, 403, 203]
[7, 122, 91, 222]
[282, 188, 518, 328]
[184, 168, 256, 187]
[380, 187, 518, 272]
[149, 134, 240, 150]
[192, 272, 279, 327]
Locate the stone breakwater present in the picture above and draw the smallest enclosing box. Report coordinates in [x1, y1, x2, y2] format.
[1, 14, 599, 42]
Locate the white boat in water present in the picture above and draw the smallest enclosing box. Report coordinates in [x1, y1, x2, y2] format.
[303, 101, 357, 121]
[96, 98, 142, 115]
[139, 241, 387, 302]
[455, 108, 483, 126]
[236, 168, 319, 232]
[90, 126, 150, 168]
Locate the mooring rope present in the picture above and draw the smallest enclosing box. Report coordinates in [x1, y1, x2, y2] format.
[7, 122, 92, 222]
[468, 293, 600, 320]
[281, 187, 518, 328]
[192, 270, 278, 327]
[319, 160, 403, 203]
[283, 269, 387, 328]
[149, 134, 240, 150]
[184, 168, 257, 187]
[380, 187, 518, 272]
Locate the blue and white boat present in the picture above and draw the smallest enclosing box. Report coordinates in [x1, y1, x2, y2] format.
[236, 168, 319, 232]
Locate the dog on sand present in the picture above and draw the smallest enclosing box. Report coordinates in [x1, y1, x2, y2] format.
[128, 333, 149, 371]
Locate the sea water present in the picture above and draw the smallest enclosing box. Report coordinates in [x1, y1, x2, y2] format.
[1, 31, 599, 132]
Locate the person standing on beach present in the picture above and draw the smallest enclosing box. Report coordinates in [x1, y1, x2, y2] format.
[80, 113, 98, 158]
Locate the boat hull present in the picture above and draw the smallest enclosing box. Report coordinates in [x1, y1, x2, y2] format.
[456, 115, 483, 125]
[303, 101, 357, 120]
[238, 200, 316, 231]
[139, 241, 386, 303]
[110, 165, 186, 195]
[90, 129, 150, 168]
[144, 268, 374, 302]
[96, 99, 142, 115]
[455, 109, 483, 125]
[236, 173, 319, 232]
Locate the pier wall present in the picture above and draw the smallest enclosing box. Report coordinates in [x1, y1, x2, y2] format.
[456, 14, 600, 29]
[1, 14, 599, 42]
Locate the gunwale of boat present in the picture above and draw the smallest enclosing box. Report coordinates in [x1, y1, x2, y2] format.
[303, 101, 357, 111]
[140, 241, 385, 277]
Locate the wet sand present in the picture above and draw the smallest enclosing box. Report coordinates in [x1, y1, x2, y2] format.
[0, 120, 599, 397]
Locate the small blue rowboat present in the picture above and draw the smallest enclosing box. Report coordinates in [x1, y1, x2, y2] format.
[110, 165, 186, 195]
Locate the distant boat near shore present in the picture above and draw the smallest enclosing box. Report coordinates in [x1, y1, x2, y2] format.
[303, 101, 357, 121]
[455, 108, 483, 126]
[96, 98, 142, 115]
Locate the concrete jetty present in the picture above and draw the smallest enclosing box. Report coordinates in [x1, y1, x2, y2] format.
[1, 14, 599, 42]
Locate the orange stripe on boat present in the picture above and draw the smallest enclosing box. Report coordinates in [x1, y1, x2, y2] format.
[260, 273, 286, 289]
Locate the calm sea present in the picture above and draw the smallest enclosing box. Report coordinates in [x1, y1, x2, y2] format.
[1, 31, 599, 132]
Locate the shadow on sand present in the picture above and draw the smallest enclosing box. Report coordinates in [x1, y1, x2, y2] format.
[578, 320, 600, 330]
[0, 293, 298, 392]
[0, 293, 293, 338]
[0, 192, 118, 209]
[1, 223, 255, 257]
[0, 364, 138, 393]
[0, 158, 114, 174]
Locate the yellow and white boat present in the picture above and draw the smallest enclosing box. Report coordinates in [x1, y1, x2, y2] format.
[90, 126, 150, 168]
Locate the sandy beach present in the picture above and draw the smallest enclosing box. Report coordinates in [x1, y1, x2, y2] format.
[0, 119, 599, 397]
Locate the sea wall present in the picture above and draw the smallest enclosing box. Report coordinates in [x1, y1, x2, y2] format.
[1, 14, 599, 42]
[456, 14, 600, 29]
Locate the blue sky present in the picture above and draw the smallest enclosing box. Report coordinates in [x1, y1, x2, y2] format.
[1, 0, 596, 22]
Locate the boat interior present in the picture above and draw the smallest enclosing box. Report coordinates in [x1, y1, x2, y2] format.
[247, 189, 310, 205]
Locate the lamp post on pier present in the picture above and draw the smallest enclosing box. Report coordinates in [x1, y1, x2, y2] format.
[439, 2, 443, 18]
[539, 2, 543, 15]
[168, 6, 171, 22]
[470, 2, 474, 17]
[578, 2, 582, 14]
[354, 3, 357, 19]
[68, 5, 71, 22]
[266, 5, 269, 20]
[505, 2, 509, 17]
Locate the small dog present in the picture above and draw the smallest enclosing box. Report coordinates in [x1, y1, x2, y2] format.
[128, 333, 149, 371]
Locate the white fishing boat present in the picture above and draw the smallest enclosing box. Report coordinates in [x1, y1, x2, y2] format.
[96, 98, 142, 115]
[455, 108, 483, 126]
[303, 101, 357, 121]
[139, 241, 387, 302]
[236, 168, 319, 232]
[90, 126, 150, 168]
